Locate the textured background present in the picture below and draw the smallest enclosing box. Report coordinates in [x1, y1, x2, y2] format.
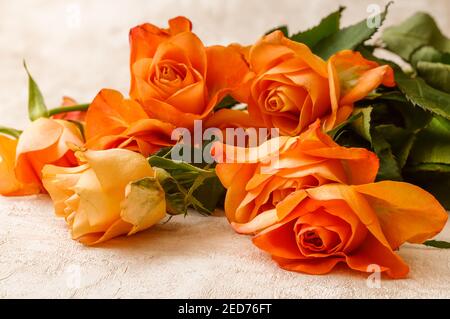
[0, 0, 449, 298]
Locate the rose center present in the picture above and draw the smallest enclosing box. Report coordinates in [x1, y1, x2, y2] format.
[295, 224, 342, 255]
[264, 87, 299, 114]
[156, 62, 187, 84]
[303, 230, 323, 248]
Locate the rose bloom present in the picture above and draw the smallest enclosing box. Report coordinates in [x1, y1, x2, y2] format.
[245, 31, 395, 135]
[14, 118, 83, 192]
[237, 182, 447, 278]
[0, 135, 39, 195]
[85, 89, 175, 157]
[129, 16, 250, 129]
[42, 148, 166, 245]
[213, 121, 378, 225]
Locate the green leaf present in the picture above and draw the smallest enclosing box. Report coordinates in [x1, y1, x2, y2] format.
[154, 168, 187, 215]
[23, 61, 48, 121]
[375, 90, 409, 104]
[382, 12, 450, 62]
[408, 116, 450, 165]
[410, 46, 450, 67]
[152, 146, 173, 158]
[403, 164, 450, 210]
[327, 112, 361, 139]
[0, 126, 22, 138]
[265, 25, 289, 37]
[331, 105, 404, 181]
[333, 129, 371, 149]
[148, 156, 214, 176]
[404, 116, 450, 209]
[291, 7, 344, 48]
[407, 163, 450, 173]
[375, 124, 415, 169]
[371, 128, 403, 181]
[192, 176, 225, 214]
[149, 148, 223, 216]
[313, 2, 391, 59]
[423, 240, 450, 249]
[214, 95, 239, 111]
[416, 61, 450, 93]
[390, 100, 433, 131]
[351, 106, 373, 142]
[395, 70, 450, 120]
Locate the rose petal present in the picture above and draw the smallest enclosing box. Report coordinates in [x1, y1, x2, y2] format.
[354, 181, 448, 249]
[345, 233, 409, 279]
[272, 255, 344, 275]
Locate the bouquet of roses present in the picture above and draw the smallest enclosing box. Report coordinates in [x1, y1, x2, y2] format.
[1, 4, 449, 279]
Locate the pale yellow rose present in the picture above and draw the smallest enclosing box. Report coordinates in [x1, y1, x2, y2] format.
[42, 148, 166, 245]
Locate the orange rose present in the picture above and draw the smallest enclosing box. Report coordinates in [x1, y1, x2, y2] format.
[85, 89, 175, 157]
[15, 118, 83, 191]
[245, 31, 395, 135]
[129, 16, 250, 129]
[0, 135, 39, 196]
[213, 121, 379, 225]
[239, 183, 447, 278]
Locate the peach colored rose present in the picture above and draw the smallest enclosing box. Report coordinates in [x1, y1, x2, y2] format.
[244, 31, 395, 135]
[237, 182, 447, 278]
[85, 89, 175, 157]
[0, 135, 39, 196]
[42, 148, 166, 245]
[213, 121, 379, 225]
[129, 16, 250, 129]
[15, 118, 83, 191]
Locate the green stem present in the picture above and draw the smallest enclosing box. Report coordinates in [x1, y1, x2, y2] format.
[48, 103, 90, 117]
[0, 126, 23, 138]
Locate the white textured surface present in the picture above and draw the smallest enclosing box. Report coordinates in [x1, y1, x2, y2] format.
[0, 196, 450, 298]
[0, 0, 450, 298]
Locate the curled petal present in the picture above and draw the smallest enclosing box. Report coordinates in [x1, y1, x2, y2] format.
[0, 135, 40, 196]
[15, 118, 82, 187]
[306, 184, 392, 250]
[354, 181, 448, 249]
[345, 233, 409, 279]
[85, 89, 175, 155]
[206, 45, 252, 99]
[250, 31, 327, 77]
[272, 256, 344, 275]
[85, 89, 149, 140]
[232, 208, 279, 234]
[83, 148, 155, 191]
[328, 50, 395, 107]
[77, 219, 133, 246]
